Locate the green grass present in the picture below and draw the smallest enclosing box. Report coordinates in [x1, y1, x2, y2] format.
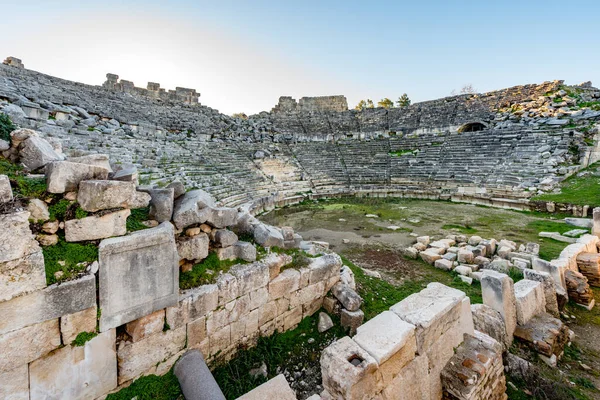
[441, 223, 478, 234]
[71, 331, 98, 347]
[532, 162, 600, 206]
[0, 159, 47, 198]
[389, 149, 417, 157]
[179, 252, 246, 290]
[0, 113, 15, 142]
[127, 207, 151, 232]
[42, 237, 98, 285]
[48, 199, 71, 221]
[211, 311, 346, 399]
[270, 246, 314, 270]
[106, 370, 182, 400]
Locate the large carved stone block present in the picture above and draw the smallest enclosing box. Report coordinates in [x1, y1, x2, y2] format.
[98, 222, 179, 332]
[481, 270, 517, 344]
[0, 319, 61, 372]
[0, 364, 29, 400]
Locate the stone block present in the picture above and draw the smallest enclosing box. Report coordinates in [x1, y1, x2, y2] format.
[0, 248, 45, 303]
[230, 262, 270, 296]
[331, 282, 362, 311]
[65, 209, 130, 242]
[417, 236, 430, 246]
[481, 270, 517, 344]
[471, 304, 508, 350]
[177, 233, 209, 261]
[61, 305, 98, 344]
[0, 364, 29, 400]
[576, 252, 600, 286]
[212, 229, 239, 247]
[98, 222, 179, 332]
[19, 135, 62, 171]
[309, 254, 342, 285]
[210, 325, 231, 356]
[523, 269, 560, 317]
[0, 210, 41, 263]
[167, 284, 219, 328]
[269, 268, 300, 300]
[514, 279, 546, 325]
[117, 325, 186, 384]
[254, 223, 284, 247]
[577, 234, 599, 254]
[353, 310, 416, 365]
[29, 329, 117, 400]
[216, 273, 239, 306]
[513, 313, 570, 357]
[45, 161, 109, 193]
[0, 274, 96, 336]
[172, 189, 216, 230]
[593, 207, 600, 237]
[341, 308, 364, 336]
[390, 282, 465, 354]
[141, 187, 174, 222]
[454, 265, 472, 276]
[68, 154, 112, 171]
[419, 249, 442, 265]
[0, 174, 13, 203]
[166, 181, 185, 199]
[187, 316, 207, 350]
[565, 269, 594, 307]
[291, 281, 325, 308]
[78, 180, 151, 212]
[320, 336, 380, 400]
[237, 374, 296, 400]
[234, 241, 257, 262]
[0, 319, 61, 372]
[381, 354, 430, 400]
[533, 257, 566, 290]
[125, 309, 166, 342]
[206, 207, 238, 229]
[27, 199, 49, 222]
[434, 258, 453, 271]
[457, 249, 474, 264]
[216, 246, 237, 261]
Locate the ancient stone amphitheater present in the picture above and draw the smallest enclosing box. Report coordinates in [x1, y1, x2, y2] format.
[1, 56, 600, 400]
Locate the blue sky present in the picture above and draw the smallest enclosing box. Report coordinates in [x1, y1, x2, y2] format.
[2, 0, 599, 114]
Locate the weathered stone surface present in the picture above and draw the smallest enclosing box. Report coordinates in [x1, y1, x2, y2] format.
[68, 154, 112, 171]
[565, 269, 595, 307]
[126, 309, 166, 342]
[353, 310, 416, 365]
[532, 257, 566, 290]
[318, 311, 334, 333]
[27, 198, 49, 222]
[434, 258, 453, 271]
[523, 269, 560, 317]
[98, 222, 179, 331]
[230, 262, 270, 296]
[390, 282, 466, 354]
[65, 208, 130, 242]
[576, 252, 600, 287]
[0, 174, 13, 203]
[19, 135, 62, 170]
[0, 319, 61, 372]
[234, 241, 257, 262]
[514, 279, 546, 325]
[177, 233, 209, 261]
[269, 268, 300, 300]
[308, 253, 342, 285]
[216, 245, 237, 261]
[471, 304, 508, 350]
[112, 166, 139, 182]
[320, 336, 379, 399]
[0, 364, 29, 400]
[206, 207, 238, 229]
[1, 211, 41, 262]
[237, 374, 296, 400]
[29, 329, 117, 400]
[60, 305, 98, 344]
[381, 354, 430, 400]
[254, 223, 285, 247]
[166, 181, 185, 199]
[140, 187, 174, 222]
[212, 229, 239, 247]
[117, 325, 186, 384]
[481, 270, 517, 344]
[0, 274, 96, 336]
[331, 282, 363, 311]
[513, 313, 570, 357]
[0, 248, 45, 302]
[167, 284, 218, 328]
[172, 189, 216, 229]
[420, 249, 442, 265]
[341, 308, 364, 336]
[45, 161, 109, 193]
[565, 217, 593, 229]
[78, 180, 151, 212]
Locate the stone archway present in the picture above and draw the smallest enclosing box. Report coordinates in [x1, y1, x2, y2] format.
[458, 122, 487, 133]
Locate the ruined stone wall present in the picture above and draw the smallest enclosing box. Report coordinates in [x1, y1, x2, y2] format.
[102, 73, 200, 105]
[272, 95, 348, 113]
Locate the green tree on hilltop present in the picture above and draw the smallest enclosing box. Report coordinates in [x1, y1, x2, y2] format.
[377, 98, 394, 109]
[397, 93, 411, 107]
[355, 99, 375, 110]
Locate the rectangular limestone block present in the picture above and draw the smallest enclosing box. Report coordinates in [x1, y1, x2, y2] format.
[45, 161, 109, 193]
[576, 252, 600, 286]
[533, 257, 566, 291]
[0, 274, 96, 335]
[117, 325, 186, 384]
[0, 319, 61, 372]
[514, 313, 570, 358]
[353, 310, 416, 365]
[320, 336, 381, 400]
[307, 254, 342, 285]
[61, 305, 98, 344]
[481, 270, 517, 344]
[0, 211, 41, 264]
[577, 234, 599, 254]
[0, 248, 46, 303]
[29, 329, 117, 400]
[64, 209, 130, 242]
[381, 354, 430, 400]
[0, 364, 29, 400]
[390, 282, 465, 354]
[229, 262, 270, 296]
[125, 309, 166, 342]
[187, 316, 207, 350]
[514, 279, 546, 325]
[268, 268, 300, 300]
[166, 284, 219, 328]
[236, 374, 296, 400]
[99, 222, 179, 332]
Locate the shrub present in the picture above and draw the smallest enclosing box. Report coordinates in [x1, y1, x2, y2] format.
[72, 331, 98, 346]
[0, 113, 15, 142]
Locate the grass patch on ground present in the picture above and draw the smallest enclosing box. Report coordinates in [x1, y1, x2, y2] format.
[0, 159, 47, 198]
[42, 236, 98, 285]
[532, 162, 600, 206]
[179, 252, 246, 290]
[441, 223, 478, 234]
[106, 370, 182, 400]
[126, 207, 151, 232]
[270, 246, 315, 270]
[211, 311, 346, 399]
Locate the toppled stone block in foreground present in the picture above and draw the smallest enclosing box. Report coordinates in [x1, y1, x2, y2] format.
[98, 222, 179, 331]
[513, 312, 570, 358]
[78, 180, 151, 212]
[236, 374, 296, 400]
[45, 161, 109, 193]
[64, 209, 130, 242]
[565, 269, 595, 309]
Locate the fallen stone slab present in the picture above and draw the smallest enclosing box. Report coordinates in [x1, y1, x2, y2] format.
[45, 161, 109, 193]
[139, 187, 174, 222]
[19, 135, 63, 170]
[68, 154, 112, 171]
[563, 229, 589, 238]
[177, 233, 209, 261]
[420, 248, 442, 265]
[64, 209, 130, 242]
[538, 231, 576, 243]
[565, 269, 595, 309]
[564, 217, 593, 229]
[29, 329, 117, 399]
[471, 304, 509, 350]
[172, 189, 216, 230]
[112, 166, 138, 182]
[514, 279, 546, 325]
[0, 274, 96, 335]
[331, 282, 363, 311]
[513, 313, 570, 357]
[167, 181, 186, 199]
[254, 223, 284, 248]
[98, 222, 179, 331]
[237, 374, 296, 400]
[481, 270, 517, 343]
[78, 180, 150, 212]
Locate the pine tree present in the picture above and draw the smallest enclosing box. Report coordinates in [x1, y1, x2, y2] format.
[377, 98, 394, 108]
[355, 100, 367, 110]
[396, 93, 411, 107]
